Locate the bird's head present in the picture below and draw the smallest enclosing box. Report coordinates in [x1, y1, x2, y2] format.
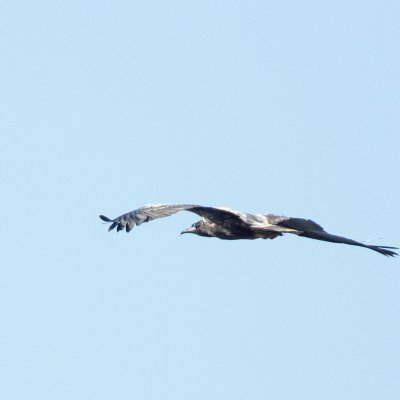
[181, 220, 212, 237]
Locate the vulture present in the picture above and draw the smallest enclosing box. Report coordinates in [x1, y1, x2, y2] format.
[100, 204, 398, 257]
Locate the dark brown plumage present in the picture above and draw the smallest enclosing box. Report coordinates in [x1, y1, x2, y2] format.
[100, 203, 398, 257]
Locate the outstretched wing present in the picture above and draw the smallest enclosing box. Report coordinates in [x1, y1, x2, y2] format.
[274, 216, 398, 257]
[100, 204, 198, 232]
[99, 203, 248, 233]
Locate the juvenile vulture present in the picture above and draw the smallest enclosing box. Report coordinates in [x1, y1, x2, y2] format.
[100, 204, 398, 257]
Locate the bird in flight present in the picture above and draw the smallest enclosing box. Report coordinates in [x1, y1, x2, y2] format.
[100, 204, 398, 257]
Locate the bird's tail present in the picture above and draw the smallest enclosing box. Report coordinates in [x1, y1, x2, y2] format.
[299, 230, 398, 257]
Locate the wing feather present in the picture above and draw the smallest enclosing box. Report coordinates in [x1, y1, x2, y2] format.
[100, 204, 249, 233]
[100, 204, 198, 233]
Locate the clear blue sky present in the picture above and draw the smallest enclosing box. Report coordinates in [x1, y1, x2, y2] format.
[1, 1, 399, 399]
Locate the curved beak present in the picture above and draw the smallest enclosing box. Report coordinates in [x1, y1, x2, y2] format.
[181, 227, 196, 235]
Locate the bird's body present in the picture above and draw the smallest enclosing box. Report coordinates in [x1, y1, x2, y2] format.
[100, 203, 398, 257]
